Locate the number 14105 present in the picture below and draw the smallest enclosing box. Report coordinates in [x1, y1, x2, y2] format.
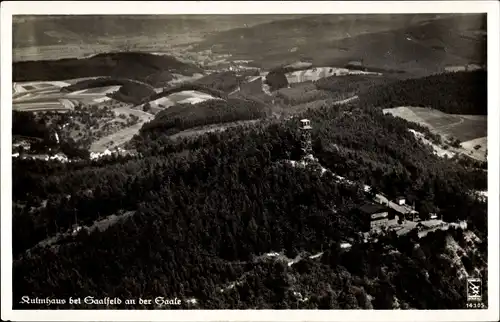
[466, 302, 486, 309]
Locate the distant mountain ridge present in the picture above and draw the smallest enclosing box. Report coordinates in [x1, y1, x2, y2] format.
[13, 15, 311, 49]
[196, 14, 486, 76]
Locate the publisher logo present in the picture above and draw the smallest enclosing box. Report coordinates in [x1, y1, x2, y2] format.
[467, 278, 482, 302]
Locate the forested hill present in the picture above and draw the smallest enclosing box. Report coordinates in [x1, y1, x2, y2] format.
[13, 52, 202, 86]
[358, 70, 487, 115]
[13, 96, 487, 309]
[137, 98, 270, 138]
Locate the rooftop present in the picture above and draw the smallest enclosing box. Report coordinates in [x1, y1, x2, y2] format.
[359, 203, 389, 215]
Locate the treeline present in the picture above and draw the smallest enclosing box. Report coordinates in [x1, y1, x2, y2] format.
[137, 98, 270, 138]
[193, 71, 247, 93]
[59, 138, 91, 160]
[314, 74, 395, 99]
[13, 52, 202, 86]
[12, 111, 92, 157]
[265, 68, 289, 91]
[12, 96, 487, 309]
[12, 111, 51, 139]
[276, 87, 331, 106]
[12, 111, 60, 154]
[344, 63, 406, 74]
[62, 77, 155, 92]
[358, 70, 487, 115]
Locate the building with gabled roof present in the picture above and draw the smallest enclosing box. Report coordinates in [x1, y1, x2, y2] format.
[358, 203, 391, 232]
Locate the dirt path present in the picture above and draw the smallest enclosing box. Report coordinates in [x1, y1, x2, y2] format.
[90, 122, 147, 152]
[170, 120, 260, 140]
[113, 106, 154, 121]
[434, 116, 465, 131]
[333, 95, 359, 105]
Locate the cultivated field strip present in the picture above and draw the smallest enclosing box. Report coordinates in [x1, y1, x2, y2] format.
[13, 81, 124, 111]
[285, 67, 382, 84]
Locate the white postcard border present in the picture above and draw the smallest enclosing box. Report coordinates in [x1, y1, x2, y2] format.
[1, 1, 499, 321]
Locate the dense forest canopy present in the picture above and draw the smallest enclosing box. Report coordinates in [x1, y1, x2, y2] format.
[12, 90, 487, 309]
[193, 71, 256, 93]
[314, 74, 397, 99]
[358, 70, 487, 115]
[12, 111, 51, 139]
[266, 69, 289, 91]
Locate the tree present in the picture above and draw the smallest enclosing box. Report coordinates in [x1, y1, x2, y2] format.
[418, 200, 434, 220]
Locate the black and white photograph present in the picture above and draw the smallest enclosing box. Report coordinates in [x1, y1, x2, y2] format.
[1, 1, 499, 321]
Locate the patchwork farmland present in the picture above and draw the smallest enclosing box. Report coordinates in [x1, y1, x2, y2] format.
[12, 81, 123, 111]
[140, 90, 222, 113]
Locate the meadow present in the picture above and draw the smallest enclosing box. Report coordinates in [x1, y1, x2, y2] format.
[383, 106, 487, 142]
[383, 106, 487, 161]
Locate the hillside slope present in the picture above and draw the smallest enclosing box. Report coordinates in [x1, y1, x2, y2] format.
[358, 70, 487, 115]
[13, 52, 203, 86]
[12, 97, 487, 309]
[137, 97, 270, 138]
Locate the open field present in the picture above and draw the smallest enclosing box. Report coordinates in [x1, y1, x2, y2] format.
[12, 81, 123, 111]
[13, 81, 70, 94]
[140, 90, 221, 111]
[285, 67, 381, 84]
[90, 121, 149, 152]
[285, 61, 313, 70]
[384, 106, 487, 161]
[72, 85, 121, 95]
[460, 137, 487, 160]
[383, 106, 487, 142]
[444, 64, 483, 73]
[12, 102, 72, 112]
[167, 73, 206, 86]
